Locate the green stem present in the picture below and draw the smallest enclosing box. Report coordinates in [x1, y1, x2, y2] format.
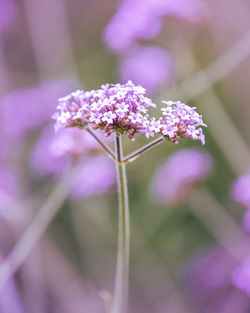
[86, 127, 117, 163]
[122, 136, 165, 164]
[112, 135, 130, 313]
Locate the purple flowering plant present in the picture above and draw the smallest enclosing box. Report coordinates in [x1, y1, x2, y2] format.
[52, 80, 206, 313]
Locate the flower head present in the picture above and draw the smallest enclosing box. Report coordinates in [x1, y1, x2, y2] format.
[53, 81, 206, 143]
[53, 81, 156, 140]
[151, 100, 206, 145]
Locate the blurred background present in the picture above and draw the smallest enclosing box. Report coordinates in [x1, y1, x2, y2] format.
[1, 0, 250, 312]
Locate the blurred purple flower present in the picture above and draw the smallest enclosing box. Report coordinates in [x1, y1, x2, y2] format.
[31, 126, 107, 177]
[232, 256, 250, 297]
[187, 247, 235, 300]
[0, 165, 20, 205]
[0, 0, 16, 32]
[119, 46, 175, 94]
[103, 0, 209, 52]
[152, 149, 213, 205]
[186, 247, 250, 313]
[1, 80, 77, 138]
[68, 155, 115, 198]
[231, 173, 250, 210]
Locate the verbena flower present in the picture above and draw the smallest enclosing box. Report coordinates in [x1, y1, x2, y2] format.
[53, 81, 156, 141]
[119, 46, 175, 94]
[53, 81, 206, 143]
[151, 100, 206, 144]
[152, 149, 213, 205]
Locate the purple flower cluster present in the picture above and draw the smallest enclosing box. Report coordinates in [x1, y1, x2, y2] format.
[53, 81, 156, 140]
[53, 81, 206, 143]
[152, 149, 213, 205]
[149, 100, 206, 144]
[103, 0, 208, 52]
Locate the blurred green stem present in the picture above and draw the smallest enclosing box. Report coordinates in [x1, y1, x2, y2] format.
[112, 135, 130, 313]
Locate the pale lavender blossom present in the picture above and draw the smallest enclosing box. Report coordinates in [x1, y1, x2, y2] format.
[119, 46, 175, 94]
[53, 81, 206, 143]
[53, 81, 156, 141]
[103, 0, 209, 52]
[68, 155, 115, 198]
[31, 126, 108, 177]
[232, 256, 250, 297]
[1, 80, 77, 138]
[152, 149, 213, 205]
[153, 100, 206, 145]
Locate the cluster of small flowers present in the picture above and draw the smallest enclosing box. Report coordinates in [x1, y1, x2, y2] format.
[53, 81, 206, 144]
[148, 100, 206, 144]
[53, 81, 156, 140]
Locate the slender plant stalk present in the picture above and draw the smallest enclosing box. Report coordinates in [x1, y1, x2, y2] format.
[86, 127, 117, 163]
[122, 136, 165, 164]
[112, 134, 130, 313]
